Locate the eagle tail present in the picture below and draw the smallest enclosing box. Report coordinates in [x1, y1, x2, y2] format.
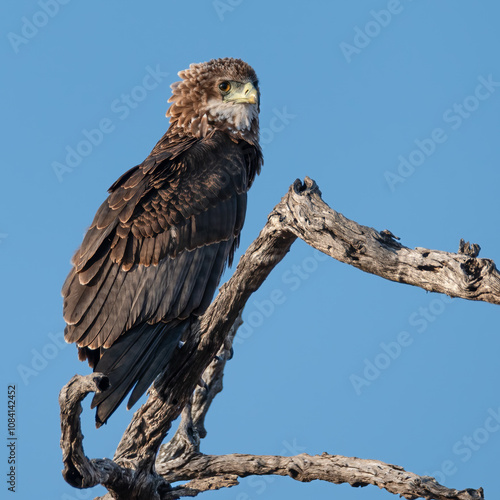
[90, 320, 189, 427]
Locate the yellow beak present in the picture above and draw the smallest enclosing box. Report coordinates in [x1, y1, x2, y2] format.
[228, 81, 259, 104]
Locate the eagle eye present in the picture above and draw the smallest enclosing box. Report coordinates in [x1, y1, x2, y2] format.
[219, 81, 231, 93]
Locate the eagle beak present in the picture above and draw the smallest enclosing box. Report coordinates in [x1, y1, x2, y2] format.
[229, 82, 259, 104]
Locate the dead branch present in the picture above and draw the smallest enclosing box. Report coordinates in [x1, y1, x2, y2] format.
[162, 452, 484, 500]
[283, 178, 500, 304]
[58, 374, 153, 496]
[157, 314, 243, 468]
[60, 177, 497, 499]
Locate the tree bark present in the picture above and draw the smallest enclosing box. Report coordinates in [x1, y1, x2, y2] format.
[60, 177, 496, 499]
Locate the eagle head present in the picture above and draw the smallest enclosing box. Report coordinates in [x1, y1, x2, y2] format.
[166, 58, 260, 143]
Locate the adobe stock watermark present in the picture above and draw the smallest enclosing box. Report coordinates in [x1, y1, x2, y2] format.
[51, 64, 168, 183]
[339, 0, 413, 64]
[350, 294, 454, 395]
[234, 249, 329, 346]
[17, 331, 68, 385]
[385, 74, 500, 192]
[7, 0, 71, 54]
[424, 406, 500, 484]
[212, 0, 243, 22]
[260, 107, 297, 148]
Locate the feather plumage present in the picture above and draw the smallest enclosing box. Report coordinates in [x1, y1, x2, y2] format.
[62, 58, 262, 426]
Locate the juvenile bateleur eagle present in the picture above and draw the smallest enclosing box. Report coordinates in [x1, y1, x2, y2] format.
[62, 58, 262, 426]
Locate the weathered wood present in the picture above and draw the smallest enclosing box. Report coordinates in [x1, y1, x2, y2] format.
[157, 314, 243, 468]
[59, 374, 136, 493]
[281, 178, 500, 304]
[59, 178, 497, 499]
[162, 453, 484, 500]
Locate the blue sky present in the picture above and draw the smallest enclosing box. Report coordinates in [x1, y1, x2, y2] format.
[2, 1, 500, 499]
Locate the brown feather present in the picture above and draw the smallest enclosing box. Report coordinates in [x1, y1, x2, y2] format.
[62, 58, 263, 425]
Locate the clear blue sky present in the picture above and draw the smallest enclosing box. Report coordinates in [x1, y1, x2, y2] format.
[2, 1, 500, 499]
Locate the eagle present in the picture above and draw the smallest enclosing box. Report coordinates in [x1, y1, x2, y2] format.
[62, 58, 262, 427]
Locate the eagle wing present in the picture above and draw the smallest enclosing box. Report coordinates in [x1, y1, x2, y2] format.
[62, 131, 258, 424]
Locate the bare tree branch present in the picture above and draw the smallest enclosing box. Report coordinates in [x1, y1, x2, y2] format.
[169, 475, 240, 498]
[60, 177, 497, 499]
[282, 178, 500, 304]
[158, 313, 243, 467]
[162, 452, 484, 500]
[58, 374, 153, 496]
